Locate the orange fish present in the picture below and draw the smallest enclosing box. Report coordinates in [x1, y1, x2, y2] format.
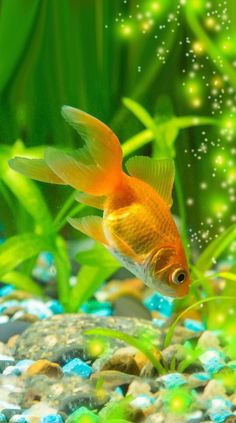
[9, 106, 190, 298]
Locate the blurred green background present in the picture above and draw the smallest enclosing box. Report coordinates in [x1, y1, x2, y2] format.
[0, 0, 235, 261]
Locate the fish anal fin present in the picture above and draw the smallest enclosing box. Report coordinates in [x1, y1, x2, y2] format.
[68, 216, 109, 246]
[75, 192, 106, 210]
[126, 156, 175, 207]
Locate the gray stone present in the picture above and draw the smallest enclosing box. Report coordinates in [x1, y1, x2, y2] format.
[13, 314, 161, 361]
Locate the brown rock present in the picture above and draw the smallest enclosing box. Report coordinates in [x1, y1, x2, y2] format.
[25, 359, 63, 378]
[102, 347, 140, 375]
[3, 306, 24, 317]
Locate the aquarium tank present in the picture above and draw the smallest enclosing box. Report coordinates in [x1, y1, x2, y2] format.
[0, 0, 236, 422]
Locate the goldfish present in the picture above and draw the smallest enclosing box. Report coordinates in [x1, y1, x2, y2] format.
[9, 106, 190, 298]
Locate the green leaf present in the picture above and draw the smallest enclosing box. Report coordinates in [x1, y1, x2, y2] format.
[53, 236, 71, 308]
[0, 142, 52, 234]
[164, 295, 236, 348]
[1, 271, 43, 296]
[123, 97, 156, 133]
[84, 327, 166, 375]
[195, 224, 236, 272]
[69, 264, 119, 312]
[0, 0, 41, 93]
[76, 242, 120, 269]
[0, 233, 46, 279]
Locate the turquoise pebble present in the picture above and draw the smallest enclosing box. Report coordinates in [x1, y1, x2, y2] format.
[160, 372, 187, 389]
[63, 358, 93, 378]
[184, 319, 205, 332]
[40, 415, 63, 423]
[0, 414, 7, 423]
[0, 285, 14, 297]
[144, 293, 173, 317]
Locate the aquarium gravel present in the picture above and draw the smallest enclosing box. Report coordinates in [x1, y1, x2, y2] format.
[1, 275, 236, 423]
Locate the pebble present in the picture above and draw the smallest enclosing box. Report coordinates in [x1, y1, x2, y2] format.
[0, 415, 7, 423]
[9, 416, 27, 423]
[40, 415, 63, 423]
[184, 319, 205, 333]
[187, 410, 204, 423]
[199, 349, 226, 374]
[0, 355, 15, 373]
[202, 380, 226, 401]
[208, 398, 234, 423]
[63, 358, 93, 378]
[188, 372, 211, 388]
[198, 331, 220, 350]
[157, 372, 187, 389]
[25, 360, 63, 378]
[102, 347, 140, 375]
[131, 394, 155, 409]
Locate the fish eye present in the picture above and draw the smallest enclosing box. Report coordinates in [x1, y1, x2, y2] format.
[172, 268, 187, 285]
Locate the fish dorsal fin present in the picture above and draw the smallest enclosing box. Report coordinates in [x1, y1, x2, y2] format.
[126, 156, 175, 207]
[67, 215, 109, 246]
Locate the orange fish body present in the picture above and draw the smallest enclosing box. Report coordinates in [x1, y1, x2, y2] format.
[9, 106, 190, 298]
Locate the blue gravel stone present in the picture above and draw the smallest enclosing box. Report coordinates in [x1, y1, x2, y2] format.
[0, 300, 19, 313]
[0, 285, 15, 297]
[190, 372, 211, 382]
[1, 409, 22, 421]
[0, 355, 15, 373]
[9, 416, 27, 423]
[208, 407, 233, 423]
[21, 300, 53, 320]
[0, 414, 7, 423]
[2, 366, 21, 376]
[114, 386, 124, 396]
[46, 300, 64, 315]
[63, 358, 93, 378]
[199, 350, 226, 374]
[184, 319, 205, 332]
[80, 300, 112, 316]
[159, 372, 187, 389]
[16, 359, 35, 373]
[152, 318, 166, 328]
[131, 394, 155, 409]
[40, 415, 63, 423]
[144, 293, 173, 317]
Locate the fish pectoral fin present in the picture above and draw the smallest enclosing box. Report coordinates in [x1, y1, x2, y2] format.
[125, 156, 175, 207]
[68, 215, 109, 246]
[8, 157, 65, 184]
[75, 192, 106, 210]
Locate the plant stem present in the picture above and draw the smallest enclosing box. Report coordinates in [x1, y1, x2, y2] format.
[164, 295, 236, 348]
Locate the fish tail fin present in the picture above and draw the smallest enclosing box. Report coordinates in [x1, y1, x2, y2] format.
[9, 107, 123, 197]
[58, 106, 123, 195]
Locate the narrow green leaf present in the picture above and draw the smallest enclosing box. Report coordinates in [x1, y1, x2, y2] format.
[76, 242, 120, 269]
[195, 224, 236, 272]
[164, 296, 236, 348]
[0, 233, 46, 279]
[84, 327, 166, 375]
[123, 97, 156, 132]
[69, 264, 119, 312]
[0, 144, 52, 234]
[1, 271, 43, 296]
[53, 236, 71, 308]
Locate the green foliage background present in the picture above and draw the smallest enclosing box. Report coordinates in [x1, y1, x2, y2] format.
[0, 0, 235, 313]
